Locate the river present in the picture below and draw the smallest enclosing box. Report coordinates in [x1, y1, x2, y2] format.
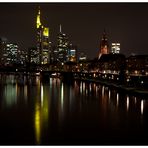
[0, 74, 147, 145]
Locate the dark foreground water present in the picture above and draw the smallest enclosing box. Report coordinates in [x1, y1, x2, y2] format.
[0, 74, 148, 145]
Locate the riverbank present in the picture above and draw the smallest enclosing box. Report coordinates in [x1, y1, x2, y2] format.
[75, 77, 148, 97]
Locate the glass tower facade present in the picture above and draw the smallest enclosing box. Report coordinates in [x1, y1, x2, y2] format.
[36, 7, 50, 64]
[57, 25, 69, 63]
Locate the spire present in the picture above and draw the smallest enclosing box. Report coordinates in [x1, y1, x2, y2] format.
[36, 6, 41, 29]
[102, 29, 107, 41]
[38, 6, 40, 15]
[103, 28, 106, 36]
[60, 24, 62, 33]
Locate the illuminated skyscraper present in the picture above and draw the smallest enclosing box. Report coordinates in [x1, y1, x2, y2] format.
[28, 47, 39, 64]
[0, 38, 21, 65]
[4, 43, 19, 65]
[67, 44, 77, 62]
[53, 46, 59, 62]
[111, 43, 120, 54]
[42, 27, 50, 64]
[36, 7, 50, 64]
[57, 25, 69, 63]
[98, 30, 109, 59]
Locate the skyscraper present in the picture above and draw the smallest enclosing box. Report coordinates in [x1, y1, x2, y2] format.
[0, 38, 21, 65]
[67, 44, 77, 62]
[4, 43, 19, 65]
[111, 43, 120, 54]
[20, 49, 27, 65]
[57, 25, 69, 63]
[28, 47, 38, 64]
[36, 7, 50, 64]
[98, 30, 109, 59]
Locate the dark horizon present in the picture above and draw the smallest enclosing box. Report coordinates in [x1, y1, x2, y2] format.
[0, 3, 148, 59]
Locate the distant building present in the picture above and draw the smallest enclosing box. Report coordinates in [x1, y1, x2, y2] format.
[28, 47, 39, 64]
[0, 38, 21, 65]
[98, 30, 109, 59]
[0, 37, 7, 65]
[79, 52, 87, 61]
[20, 50, 27, 65]
[111, 43, 120, 54]
[57, 25, 69, 63]
[126, 55, 148, 76]
[36, 7, 50, 64]
[67, 44, 77, 62]
[50, 44, 58, 63]
[98, 53, 125, 73]
[3, 43, 19, 65]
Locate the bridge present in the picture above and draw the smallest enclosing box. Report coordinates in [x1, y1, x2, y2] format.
[0, 62, 147, 87]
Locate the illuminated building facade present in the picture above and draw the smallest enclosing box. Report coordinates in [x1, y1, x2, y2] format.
[36, 7, 50, 64]
[126, 55, 148, 76]
[3, 43, 19, 65]
[27, 47, 39, 64]
[67, 44, 77, 62]
[0, 37, 7, 65]
[57, 25, 69, 63]
[98, 30, 109, 59]
[20, 50, 27, 65]
[111, 43, 120, 54]
[52, 45, 59, 62]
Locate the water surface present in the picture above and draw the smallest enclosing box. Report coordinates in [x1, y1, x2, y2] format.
[0, 74, 147, 145]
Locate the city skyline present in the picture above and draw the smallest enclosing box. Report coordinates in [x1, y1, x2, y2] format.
[0, 3, 148, 59]
[0, 3, 148, 145]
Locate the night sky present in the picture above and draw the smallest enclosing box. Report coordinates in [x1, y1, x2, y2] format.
[0, 3, 148, 59]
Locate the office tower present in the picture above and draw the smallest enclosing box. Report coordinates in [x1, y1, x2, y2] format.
[20, 49, 27, 65]
[111, 43, 120, 54]
[42, 27, 50, 64]
[57, 24, 69, 63]
[4, 43, 19, 65]
[51, 44, 59, 62]
[28, 47, 39, 64]
[98, 30, 109, 58]
[67, 44, 77, 62]
[36, 7, 50, 64]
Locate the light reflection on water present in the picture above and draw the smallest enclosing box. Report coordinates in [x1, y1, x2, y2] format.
[0, 74, 148, 144]
[24, 85, 28, 103]
[41, 84, 43, 107]
[134, 97, 137, 104]
[3, 84, 17, 107]
[116, 93, 119, 107]
[126, 95, 129, 111]
[35, 100, 41, 144]
[34, 84, 51, 144]
[61, 83, 64, 110]
[141, 100, 144, 115]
